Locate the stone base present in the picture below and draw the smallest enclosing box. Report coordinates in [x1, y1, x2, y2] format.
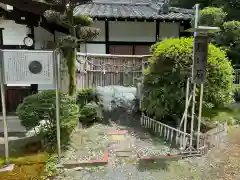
[0, 164, 15, 172]
[139, 154, 182, 162]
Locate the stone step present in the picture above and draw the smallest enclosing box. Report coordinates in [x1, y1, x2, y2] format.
[58, 152, 109, 169]
[115, 151, 134, 157]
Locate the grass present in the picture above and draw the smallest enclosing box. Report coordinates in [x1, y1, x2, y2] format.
[0, 153, 48, 180]
[202, 104, 240, 130]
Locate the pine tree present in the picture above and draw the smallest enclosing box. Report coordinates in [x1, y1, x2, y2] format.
[44, 0, 100, 95]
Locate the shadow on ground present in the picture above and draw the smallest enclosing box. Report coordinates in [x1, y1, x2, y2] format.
[102, 107, 179, 149]
[137, 160, 169, 171]
[0, 134, 43, 158]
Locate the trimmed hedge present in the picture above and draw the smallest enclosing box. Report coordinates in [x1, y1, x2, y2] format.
[142, 37, 234, 126]
[16, 90, 79, 150]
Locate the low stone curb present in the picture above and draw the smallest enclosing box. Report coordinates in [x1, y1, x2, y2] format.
[60, 151, 108, 169]
[107, 130, 128, 135]
[138, 154, 182, 162]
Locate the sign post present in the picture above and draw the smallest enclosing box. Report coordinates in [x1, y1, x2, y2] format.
[184, 26, 220, 154]
[0, 50, 9, 166]
[0, 50, 61, 171]
[193, 36, 208, 84]
[54, 50, 61, 162]
[193, 35, 208, 150]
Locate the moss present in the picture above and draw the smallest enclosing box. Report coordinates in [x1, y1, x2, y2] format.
[0, 153, 48, 180]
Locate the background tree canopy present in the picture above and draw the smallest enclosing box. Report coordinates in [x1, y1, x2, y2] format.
[198, 7, 240, 66]
[170, 0, 240, 20]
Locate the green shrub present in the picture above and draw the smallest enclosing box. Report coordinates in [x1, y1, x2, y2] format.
[16, 90, 79, 150]
[79, 102, 103, 125]
[76, 88, 99, 108]
[199, 7, 227, 27]
[143, 37, 234, 126]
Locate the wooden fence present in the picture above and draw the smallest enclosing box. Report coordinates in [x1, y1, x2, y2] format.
[233, 69, 240, 84]
[72, 53, 150, 89]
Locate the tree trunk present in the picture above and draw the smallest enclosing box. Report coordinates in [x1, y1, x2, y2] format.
[67, 48, 76, 96]
[67, 2, 77, 96]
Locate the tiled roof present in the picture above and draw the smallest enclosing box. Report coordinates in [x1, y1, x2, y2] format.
[74, 0, 194, 20]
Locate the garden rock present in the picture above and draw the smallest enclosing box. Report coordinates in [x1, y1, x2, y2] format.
[25, 120, 49, 137]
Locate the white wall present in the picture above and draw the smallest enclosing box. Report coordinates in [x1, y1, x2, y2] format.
[80, 44, 106, 54]
[109, 21, 156, 42]
[0, 20, 29, 45]
[37, 21, 180, 91]
[34, 27, 54, 90]
[92, 21, 105, 41]
[34, 26, 54, 49]
[0, 21, 54, 48]
[159, 22, 180, 40]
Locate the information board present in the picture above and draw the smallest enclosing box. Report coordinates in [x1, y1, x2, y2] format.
[1, 50, 54, 84]
[193, 36, 209, 84]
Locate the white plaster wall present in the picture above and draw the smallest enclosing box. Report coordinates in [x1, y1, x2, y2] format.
[34, 27, 55, 91]
[79, 44, 106, 54]
[109, 21, 156, 42]
[159, 22, 180, 40]
[92, 21, 105, 41]
[34, 26, 54, 49]
[1, 20, 31, 86]
[0, 20, 29, 45]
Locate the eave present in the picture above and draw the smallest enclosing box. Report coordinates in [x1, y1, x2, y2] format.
[0, 0, 65, 15]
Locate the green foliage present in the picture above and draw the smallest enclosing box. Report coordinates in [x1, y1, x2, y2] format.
[16, 90, 79, 150]
[79, 102, 103, 124]
[171, 0, 240, 21]
[217, 21, 240, 65]
[170, 0, 213, 9]
[142, 37, 234, 125]
[213, 0, 240, 20]
[218, 21, 240, 46]
[41, 154, 58, 180]
[199, 7, 227, 27]
[199, 7, 240, 65]
[76, 88, 99, 108]
[76, 26, 100, 41]
[74, 16, 93, 26]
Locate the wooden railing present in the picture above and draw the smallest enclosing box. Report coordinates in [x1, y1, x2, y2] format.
[140, 114, 228, 156]
[140, 114, 191, 149]
[233, 69, 240, 84]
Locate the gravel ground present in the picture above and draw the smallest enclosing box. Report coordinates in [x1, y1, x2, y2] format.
[2, 115, 239, 180]
[56, 123, 240, 180]
[55, 122, 200, 180]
